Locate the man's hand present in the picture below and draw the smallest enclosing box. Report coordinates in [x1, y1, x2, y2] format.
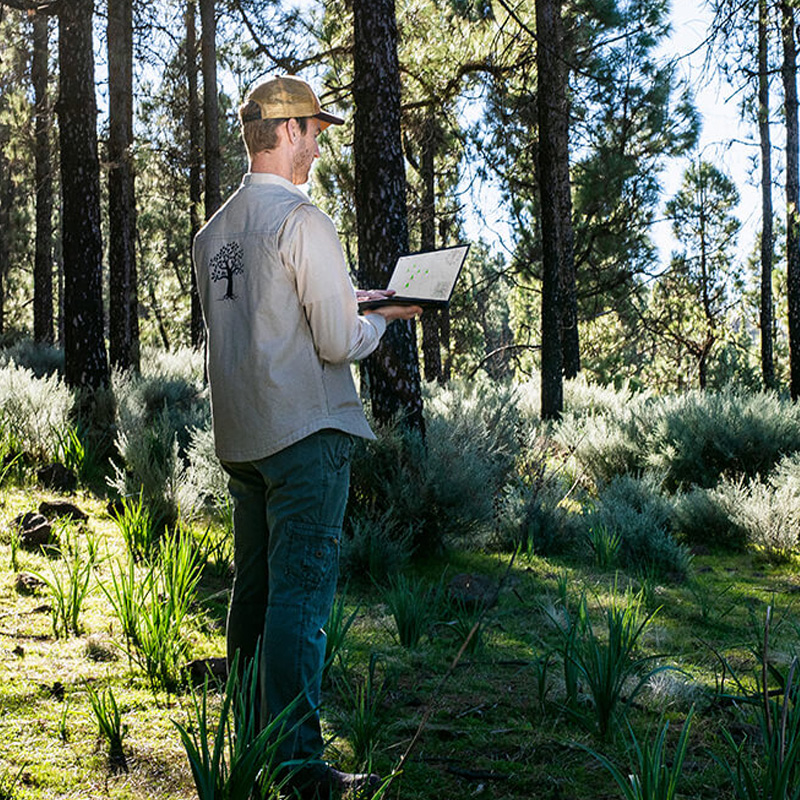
[369, 304, 422, 321]
[356, 289, 396, 302]
[356, 288, 422, 321]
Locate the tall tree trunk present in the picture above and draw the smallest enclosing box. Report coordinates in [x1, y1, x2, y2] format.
[187, 0, 204, 347]
[782, 0, 800, 400]
[0, 146, 9, 336]
[200, 0, 221, 219]
[419, 115, 443, 383]
[57, 0, 110, 391]
[759, 0, 775, 389]
[32, 12, 54, 345]
[536, 0, 565, 418]
[353, 0, 424, 434]
[108, 0, 139, 372]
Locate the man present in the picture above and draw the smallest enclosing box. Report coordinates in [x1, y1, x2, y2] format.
[193, 75, 419, 799]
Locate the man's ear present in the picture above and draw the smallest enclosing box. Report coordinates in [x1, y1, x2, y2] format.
[285, 118, 299, 143]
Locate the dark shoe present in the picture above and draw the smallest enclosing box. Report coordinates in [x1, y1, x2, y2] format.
[284, 766, 381, 799]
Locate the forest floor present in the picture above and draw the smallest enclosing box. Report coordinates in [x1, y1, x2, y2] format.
[1, 484, 798, 800]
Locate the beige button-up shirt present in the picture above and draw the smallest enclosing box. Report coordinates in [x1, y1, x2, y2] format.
[193, 172, 386, 462]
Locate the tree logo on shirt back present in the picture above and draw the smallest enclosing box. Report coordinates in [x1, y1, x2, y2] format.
[210, 241, 244, 300]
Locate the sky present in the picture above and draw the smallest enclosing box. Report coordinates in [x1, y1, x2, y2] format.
[653, 0, 762, 266]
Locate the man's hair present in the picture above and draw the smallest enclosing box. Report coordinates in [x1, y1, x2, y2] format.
[239, 101, 308, 157]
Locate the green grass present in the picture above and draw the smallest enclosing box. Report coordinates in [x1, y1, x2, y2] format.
[3, 487, 800, 799]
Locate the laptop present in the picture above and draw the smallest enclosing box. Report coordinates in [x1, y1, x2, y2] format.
[357, 244, 470, 311]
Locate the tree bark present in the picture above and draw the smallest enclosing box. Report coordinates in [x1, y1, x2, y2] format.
[536, 0, 565, 418]
[419, 115, 443, 383]
[0, 145, 9, 336]
[353, 0, 424, 433]
[782, 0, 800, 400]
[187, 0, 204, 347]
[57, 0, 109, 391]
[32, 12, 54, 345]
[200, 0, 221, 219]
[759, 0, 775, 389]
[108, 0, 139, 372]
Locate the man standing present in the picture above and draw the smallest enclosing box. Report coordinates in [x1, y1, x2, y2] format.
[193, 75, 419, 798]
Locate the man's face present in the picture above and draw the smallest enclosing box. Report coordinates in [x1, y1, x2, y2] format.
[291, 118, 322, 185]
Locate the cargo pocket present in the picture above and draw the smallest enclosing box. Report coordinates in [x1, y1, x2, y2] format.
[282, 520, 340, 592]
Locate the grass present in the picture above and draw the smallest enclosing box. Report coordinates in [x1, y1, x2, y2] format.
[3, 486, 800, 799]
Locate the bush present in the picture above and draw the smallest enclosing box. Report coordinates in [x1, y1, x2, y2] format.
[0, 360, 73, 464]
[177, 423, 228, 519]
[495, 466, 579, 557]
[587, 475, 692, 579]
[349, 380, 521, 556]
[671, 486, 747, 551]
[340, 511, 412, 584]
[559, 388, 800, 493]
[0, 338, 64, 377]
[108, 349, 213, 527]
[713, 456, 800, 562]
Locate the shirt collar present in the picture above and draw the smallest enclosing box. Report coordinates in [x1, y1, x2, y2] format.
[242, 172, 309, 198]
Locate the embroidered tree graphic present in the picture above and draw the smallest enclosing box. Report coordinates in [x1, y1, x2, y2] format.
[210, 241, 244, 300]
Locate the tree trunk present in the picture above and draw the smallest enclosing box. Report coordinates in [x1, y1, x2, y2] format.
[759, 0, 775, 389]
[200, 0, 221, 219]
[107, 0, 140, 372]
[187, 0, 204, 347]
[536, 0, 565, 419]
[782, 0, 800, 400]
[0, 145, 9, 336]
[32, 12, 54, 345]
[419, 115, 443, 383]
[57, 0, 110, 391]
[353, 0, 424, 434]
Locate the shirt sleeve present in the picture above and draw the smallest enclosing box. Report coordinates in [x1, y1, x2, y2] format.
[282, 204, 387, 364]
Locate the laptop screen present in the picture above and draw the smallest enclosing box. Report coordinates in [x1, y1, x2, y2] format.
[386, 244, 470, 302]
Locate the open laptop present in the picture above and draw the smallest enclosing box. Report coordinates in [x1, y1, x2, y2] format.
[358, 244, 470, 311]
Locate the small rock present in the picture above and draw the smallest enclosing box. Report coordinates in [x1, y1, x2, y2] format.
[39, 500, 88, 523]
[84, 634, 118, 663]
[15, 573, 46, 594]
[186, 657, 228, 686]
[11, 512, 55, 550]
[447, 573, 498, 611]
[37, 463, 77, 493]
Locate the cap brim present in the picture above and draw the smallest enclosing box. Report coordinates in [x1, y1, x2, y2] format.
[315, 110, 345, 130]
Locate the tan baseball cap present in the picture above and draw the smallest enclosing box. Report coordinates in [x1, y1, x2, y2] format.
[241, 75, 345, 130]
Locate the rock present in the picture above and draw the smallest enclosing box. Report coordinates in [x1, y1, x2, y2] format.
[186, 657, 228, 686]
[15, 573, 46, 594]
[84, 634, 118, 663]
[447, 573, 498, 611]
[38, 500, 88, 523]
[37, 462, 77, 493]
[11, 512, 55, 550]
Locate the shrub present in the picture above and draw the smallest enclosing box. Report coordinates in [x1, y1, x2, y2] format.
[340, 511, 413, 584]
[349, 380, 521, 556]
[559, 388, 800, 493]
[177, 423, 228, 519]
[587, 475, 692, 579]
[110, 349, 209, 525]
[713, 458, 800, 562]
[495, 467, 579, 557]
[108, 405, 185, 530]
[670, 486, 747, 550]
[0, 360, 72, 464]
[0, 338, 64, 377]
